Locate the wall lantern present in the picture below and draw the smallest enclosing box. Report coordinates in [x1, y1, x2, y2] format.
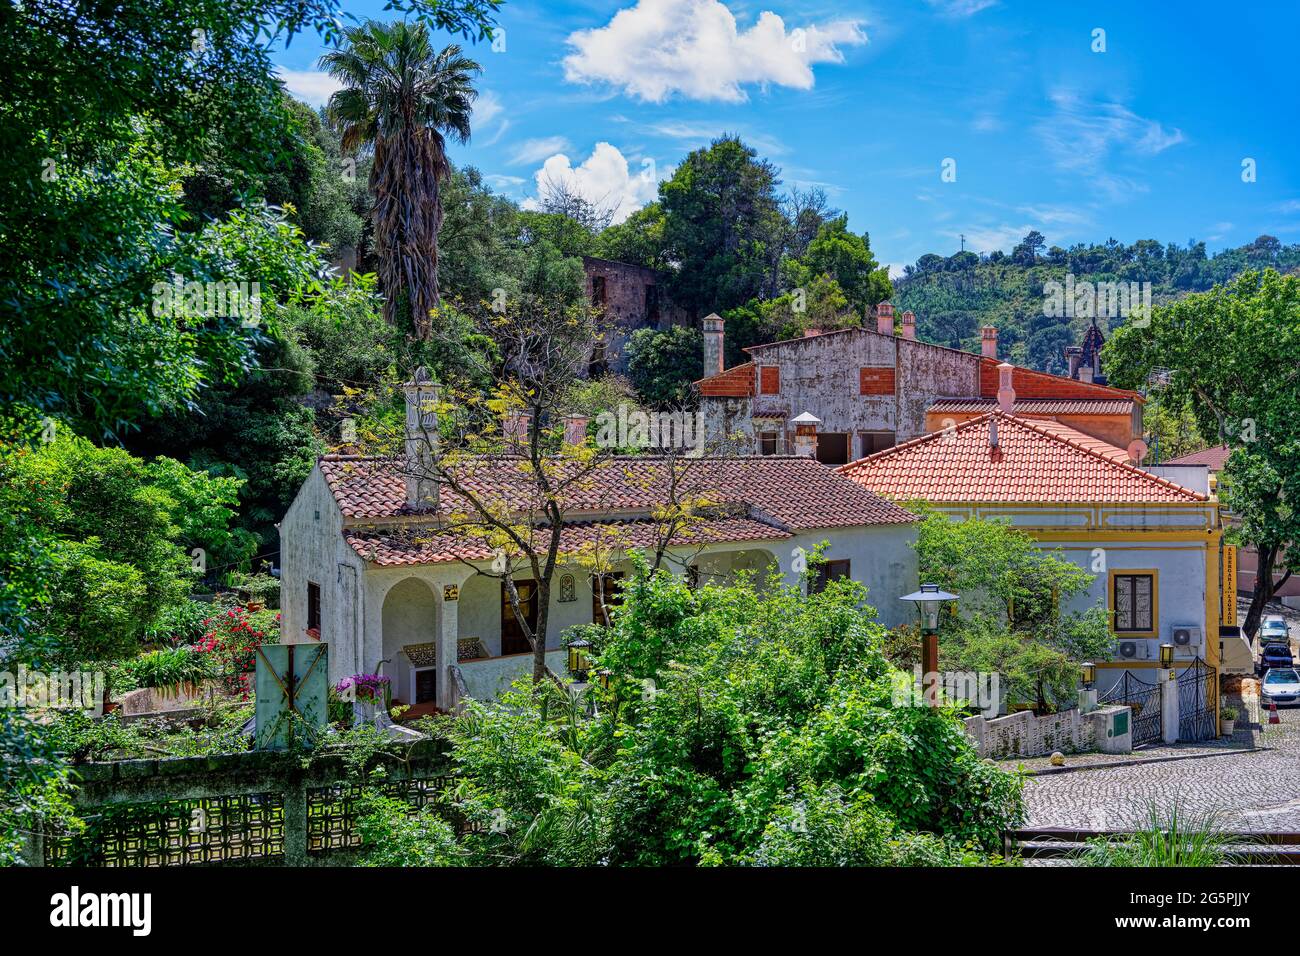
[1159, 643, 1175, 669]
[596, 669, 613, 692]
[1081, 661, 1096, 689]
[567, 638, 592, 681]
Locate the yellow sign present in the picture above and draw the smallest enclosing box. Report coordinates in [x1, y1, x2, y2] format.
[443, 584, 459, 602]
[1222, 545, 1237, 622]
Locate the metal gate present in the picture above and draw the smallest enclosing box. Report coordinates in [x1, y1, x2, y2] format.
[1099, 670, 1163, 747]
[1178, 657, 1216, 741]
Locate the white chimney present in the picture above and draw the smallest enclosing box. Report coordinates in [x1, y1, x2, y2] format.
[981, 326, 998, 359]
[790, 411, 821, 458]
[564, 414, 589, 447]
[901, 310, 916, 340]
[1078, 365, 1094, 384]
[702, 314, 725, 377]
[876, 301, 895, 335]
[1065, 346, 1083, 379]
[996, 362, 1016, 415]
[989, 417, 999, 448]
[403, 367, 439, 510]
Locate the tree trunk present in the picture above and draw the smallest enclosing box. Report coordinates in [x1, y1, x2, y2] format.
[1243, 542, 1281, 640]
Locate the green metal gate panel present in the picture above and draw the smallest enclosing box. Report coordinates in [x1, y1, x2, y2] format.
[255, 644, 328, 750]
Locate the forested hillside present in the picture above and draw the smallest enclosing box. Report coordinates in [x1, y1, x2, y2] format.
[892, 234, 1300, 374]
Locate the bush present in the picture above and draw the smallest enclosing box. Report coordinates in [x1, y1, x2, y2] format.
[142, 599, 213, 647]
[122, 647, 210, 694]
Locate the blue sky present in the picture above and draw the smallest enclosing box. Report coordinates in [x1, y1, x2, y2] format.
[274, 0, 1300, 274]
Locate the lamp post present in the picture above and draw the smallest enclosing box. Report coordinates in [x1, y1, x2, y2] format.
[1081, 662, 1096, 689]
[900, 584, 959, 705]
[1159, 643, 1174, 670]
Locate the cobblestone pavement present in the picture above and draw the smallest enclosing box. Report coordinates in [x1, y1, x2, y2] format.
[1023, 693, 1300, 830]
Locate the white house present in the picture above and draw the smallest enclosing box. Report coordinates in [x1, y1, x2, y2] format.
[278, 379, 922, 713]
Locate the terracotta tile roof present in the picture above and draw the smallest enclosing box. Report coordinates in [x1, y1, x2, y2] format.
[344, 516, 791, 567]
[837, 412, 1208, 504]
[977, 359, 1142, 403]
[928, 398, 1136, 416]
[319, 454, 918, 530]
[1164, 444, 1231, 471]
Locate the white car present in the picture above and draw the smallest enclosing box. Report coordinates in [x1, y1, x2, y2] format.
[1261, 615, 1290, 644]
[1261, 667, 1300, 707]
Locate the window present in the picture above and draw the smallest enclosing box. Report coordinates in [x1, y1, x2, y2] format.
[759, 366, 780, 395]
[815, 433, 849, 465]
[1111, 571, 1157, 635]
[859, 431, 896, 457]
[307, 581, 321, 634]
[758, 430, 780, 455]
[591, 275, 607, 307]
[812, 560, 851, 594]
[592, 572, 625, 625]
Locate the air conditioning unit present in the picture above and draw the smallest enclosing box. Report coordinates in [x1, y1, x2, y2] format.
[1118, 640, 1152, 660]
[1172, 625, 1202, 654]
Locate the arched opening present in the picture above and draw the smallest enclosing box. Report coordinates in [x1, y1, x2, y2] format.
[380, 577, 438, 705]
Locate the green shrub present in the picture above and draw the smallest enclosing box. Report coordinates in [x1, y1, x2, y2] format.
[124, 647, 210, 693]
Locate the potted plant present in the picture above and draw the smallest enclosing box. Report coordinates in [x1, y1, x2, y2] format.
[337, 673, 392, 726]
[1220, 706, 1238, 735]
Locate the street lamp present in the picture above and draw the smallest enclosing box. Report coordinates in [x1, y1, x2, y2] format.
[567, 638, 592, 681]
[900, 583, 959, 704]
[1081, 661, 1096, 689]
[595, 669, 613, 692]
[1159, 642, 1175, 669]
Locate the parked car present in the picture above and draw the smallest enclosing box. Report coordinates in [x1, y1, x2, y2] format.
[1258, 642, 1295, 676]
[1261, 615, 1291, 645]
[1262, 667, 1300, 707]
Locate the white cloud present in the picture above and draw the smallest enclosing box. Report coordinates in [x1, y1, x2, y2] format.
[276, 68, 342, 108]
[926, 0, 998, 17]
[1036, 89, 1185, 199]
[509, 136, 574, 166]
[522, 143, 662, 224]
[474, 90, 511, 147]
[562, 0, 866, 103]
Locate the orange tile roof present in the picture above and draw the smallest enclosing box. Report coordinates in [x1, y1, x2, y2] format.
[837, 412, 1207, 504]
[319, 454, 917, 530]
[344, 516, 791, 567]
[977, 358, 1141, 403]
[928, 398, 1136, 416]
[696, 362, 754, 397]
[1164, 444, 1231, 471]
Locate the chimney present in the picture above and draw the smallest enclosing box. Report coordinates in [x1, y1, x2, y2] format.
[996, 362, 1016, 415]
[403, 367, 439, 510]
[989, 417, 999, 448]
[564, 414, 589, 447]
[981, 326, 998, 359]
[503, 410, 532, 453]
[875, 301, 895, 335]
[702, 314, 725, 378]
[1065, 346, 1082, 380]
[790, 411, 821, 458]
[1078, 365, 1094, 384]
[901, 310, 916, 340]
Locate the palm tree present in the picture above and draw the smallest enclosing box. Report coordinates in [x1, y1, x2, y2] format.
[321, 21, 480, 338]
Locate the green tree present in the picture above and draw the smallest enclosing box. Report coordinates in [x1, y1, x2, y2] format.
[793, 214, 893, 317]
[322, 22, 482, 337]
[914, 513, 1112, 712]
[624, 326, 705, 408]
[1105, 269, 1300, 638]
[659, 136, 784, 315]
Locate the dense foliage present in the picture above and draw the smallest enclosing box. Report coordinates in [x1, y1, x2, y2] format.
[357, 557, 1023, 866]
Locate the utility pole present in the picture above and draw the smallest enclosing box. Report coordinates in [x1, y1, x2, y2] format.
[959, 233, 966, 252]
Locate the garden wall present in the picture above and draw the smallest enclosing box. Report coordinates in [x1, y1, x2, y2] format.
[26, 740, 454, 867]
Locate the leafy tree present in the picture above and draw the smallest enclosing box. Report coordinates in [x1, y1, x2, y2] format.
[322, 22, 482, 337]
[792, 214, 893, 317]
[659, 136, 784, 315]
[593, 203, 668, 270]
[357, 557, 1023, 866]
[1105, 269, 1300, 638]
[914, 512, 1112, 712]
[624, 326, 705, 408]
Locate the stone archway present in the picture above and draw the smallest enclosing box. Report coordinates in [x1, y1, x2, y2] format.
[380, 577, 438, 705]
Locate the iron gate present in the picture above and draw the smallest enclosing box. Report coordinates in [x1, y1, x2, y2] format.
[1099, 670, 1163, 747]
[1178, 657, 1216, 741]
